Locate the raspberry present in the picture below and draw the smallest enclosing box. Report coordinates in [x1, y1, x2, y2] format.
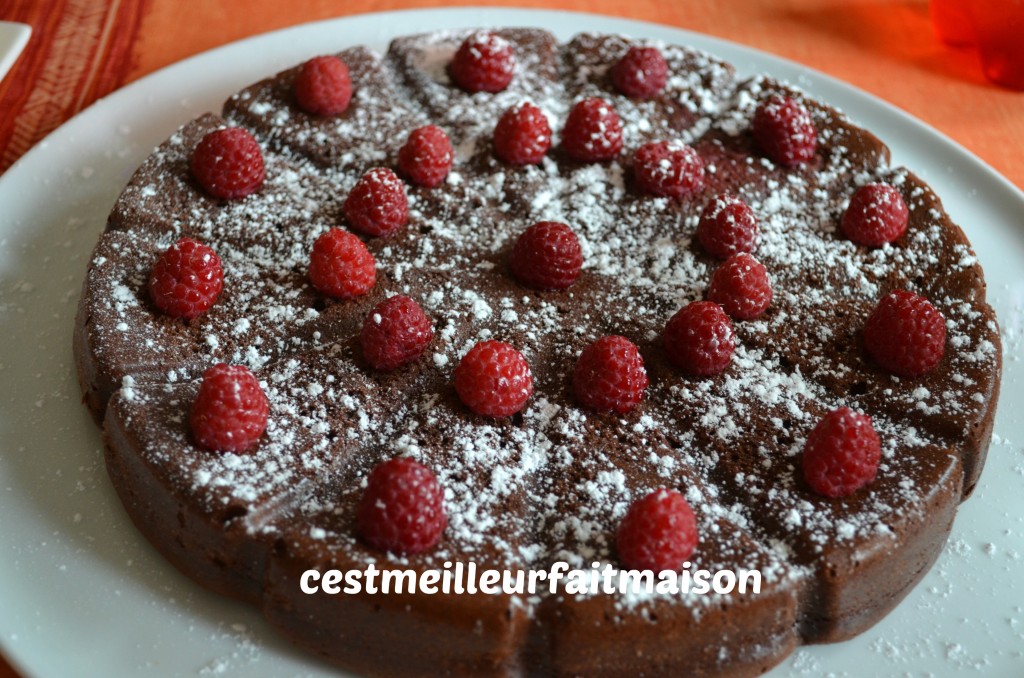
[449, 31, 515, 93]
[356, 458, 447, 555]
[663, 301, 735, 376]
[840, 183, 909, 247]
[572, 335, 649, 413]
[633, 140, 705, 199]
[561, 97, 624, 162]
[493, 102, 552, 165]
[308, 228, 376, 299]
[148, 237, 224, 320]
[611, 46, 668, 99]
[397, 125, 453, 188]
[802, 407, 881, 498]
[190, 127, 265, 200]
[752, 94, 817, 168]
[190, 363, 269, 453]
[454, 340, 533, 417]
[344, 168, 409, 237]
[294, 55, 352, 116]
[863, 290, 946, 377]
[509, 221, 583, 291]
[616, 488, 698, 572]
[361, 295, 434, 371]
[707, 252, 772, 320]
[697, 193, 759, 259]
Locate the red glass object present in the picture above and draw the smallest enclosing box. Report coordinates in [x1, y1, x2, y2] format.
[969, 0, 1024, 90]
[930, 0, 974, 46]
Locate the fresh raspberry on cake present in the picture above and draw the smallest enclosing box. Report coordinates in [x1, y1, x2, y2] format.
[707, 252, 773, 320]
[562, 97, 624, 162]
[308, 228, 376, 299]
[802, 407, 881, 498]
[493, 102, 552, 165]
[190, 363, 269, 453]
[617, 488, 698, 572]
[611, 46, 668, 99]
[633, 140, 705, 199]
[398, 125, 454, 188]
[190, 127, 265, 199]
[840, 183, 909, 247]
[573, 335, 649, 413]
[663, 301, 735, 376]
[509, 221, 583, 290]
[294, 55, 352, 116]
[361, 295, 434, 371]
[697, 193, 759, 259]
[449, 31, 515, 93]
[148, 237, 223, 320]
[454, 340, 533, 417]
[863, 290, 946, 377]
[344, 167, 409, 237]
[752, 93, 817, 168]
[356, 457, 447, 555]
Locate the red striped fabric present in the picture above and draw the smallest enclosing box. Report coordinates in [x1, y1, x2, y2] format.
[0, 0, 148, 172]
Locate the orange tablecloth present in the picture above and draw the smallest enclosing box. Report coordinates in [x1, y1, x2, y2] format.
[0, 0, 1020, 675]
[2, 0, 1023, 188]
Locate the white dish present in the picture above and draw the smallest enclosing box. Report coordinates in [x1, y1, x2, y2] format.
[1, 7, 1022, 677]
[0, 22, 31, 83]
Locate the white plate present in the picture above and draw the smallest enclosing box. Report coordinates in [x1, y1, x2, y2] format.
[1, 8, 1022, 677]
[0, 22, 31, 83]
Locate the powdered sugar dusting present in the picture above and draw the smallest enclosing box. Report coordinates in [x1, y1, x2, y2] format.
[84, 28, 1000, 663]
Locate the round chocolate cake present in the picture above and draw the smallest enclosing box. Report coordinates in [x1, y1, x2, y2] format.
[74, 29, 1001, 677]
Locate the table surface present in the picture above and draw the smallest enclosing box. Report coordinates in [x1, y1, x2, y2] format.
[2, 0, 1022, 189]
[0, 0, 1021, 676]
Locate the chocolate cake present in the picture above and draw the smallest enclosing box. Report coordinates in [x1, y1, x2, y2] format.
[74, 29, 1001, 677]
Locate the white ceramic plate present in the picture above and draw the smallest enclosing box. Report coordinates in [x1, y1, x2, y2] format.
[0, 22, 31, 83]
[1, 8, 1022, 677]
